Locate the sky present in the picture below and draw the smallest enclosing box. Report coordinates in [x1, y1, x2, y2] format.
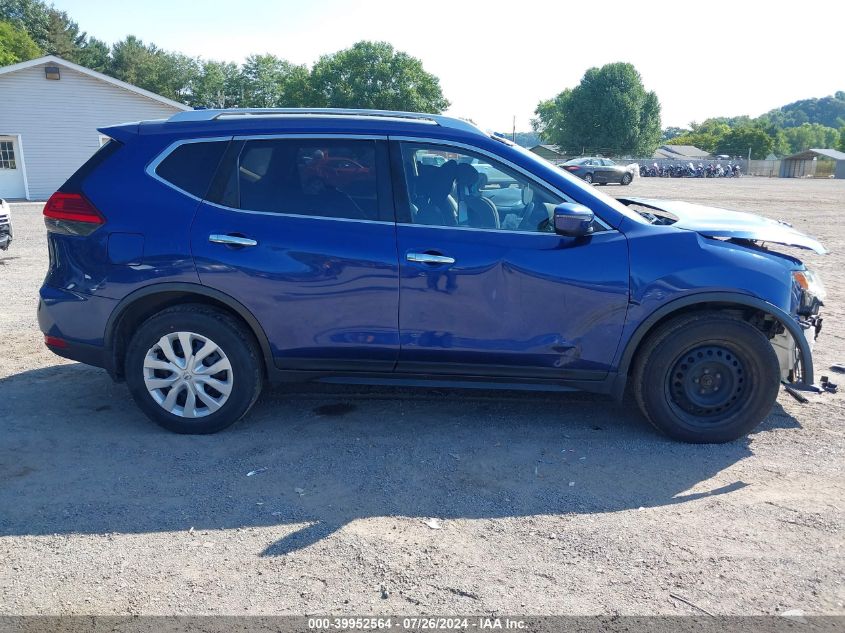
[52, 0, 845, 132]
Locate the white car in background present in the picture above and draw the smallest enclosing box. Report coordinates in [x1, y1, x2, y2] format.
[0, 199, 12, 251]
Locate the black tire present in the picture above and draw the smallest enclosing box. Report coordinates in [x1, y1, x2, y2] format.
[621, 172, 632, 185]
[632, 312, 780, 443]
[125, 304, 263, 434]
[583, 173, 593, 184]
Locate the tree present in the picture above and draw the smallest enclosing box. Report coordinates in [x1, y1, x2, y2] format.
[666, 119, 731, 153]
[43, 7, 85, 59]
[240, 54, 311, 108]
[715, 125, 774, 159]
[782, 123, 840, 153]
[74, 36, 110, 72]
[310, 41, 449, 112]
[0, 0, 50, 49]
[532, 62, 661, 156]
[661, 126, 688, 142]
[190, 60, 243, 109]
[840, 127, 845, 152]
[108, 36, 199, 102]
[0, 19, 40, 64]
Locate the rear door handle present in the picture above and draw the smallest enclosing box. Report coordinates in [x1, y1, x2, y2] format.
[209, 234, 258, 247]
[406, 252, 455, 265]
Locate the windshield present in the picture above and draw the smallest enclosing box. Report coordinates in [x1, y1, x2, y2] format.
[505, 142, 649, 224]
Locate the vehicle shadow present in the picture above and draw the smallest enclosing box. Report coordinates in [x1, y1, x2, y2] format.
[0, 363, 800, 557]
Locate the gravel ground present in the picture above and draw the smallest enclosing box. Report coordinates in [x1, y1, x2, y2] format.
[0, 177, 843, 616]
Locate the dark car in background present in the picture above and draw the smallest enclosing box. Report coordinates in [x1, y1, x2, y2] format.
[563, 157, 634, 185]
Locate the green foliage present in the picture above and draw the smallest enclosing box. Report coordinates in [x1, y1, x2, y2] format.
[0, 19, 39, 64]
[0, 0, 50, 49]
[666, 120, 731, 153]
[840, 127, 845, 152]
[533, 62, 661, 156]
[310, 41, 449, 112]
[2, 0, 451, 114]
[239, 54, 311, 108]
[74, 36, 109, 72]
[782, 123, 840, 154]
[715, 125, 774, 159]
[661, 126, 688, 142]
[762, 93, 845, 129]
[190, 60, 242, 109]
[43, 7, 85, 59]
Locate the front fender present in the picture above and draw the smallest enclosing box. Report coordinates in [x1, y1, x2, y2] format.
[610, 291, 813, 399]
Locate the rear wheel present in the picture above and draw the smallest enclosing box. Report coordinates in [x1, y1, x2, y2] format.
[621, 172, 632, 185]
[125, 305, 263, 434]
[633, 312, 780, 443]
[583, 173, 593, 184]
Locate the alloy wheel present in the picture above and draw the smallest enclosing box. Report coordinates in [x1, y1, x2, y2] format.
[142, 331, 233, 418]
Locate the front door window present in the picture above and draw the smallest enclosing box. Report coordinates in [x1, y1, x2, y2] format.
[397, 142, 569, 233]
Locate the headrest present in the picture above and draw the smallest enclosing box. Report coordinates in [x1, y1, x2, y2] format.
[456, 162, 481, 189]
[521, 186, 534, 205]
[429, 160, 458, 198]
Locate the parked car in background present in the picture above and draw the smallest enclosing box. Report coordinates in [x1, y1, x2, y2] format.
[0, 199, 12, 250]
[38, 108, 826, 443]
[563, 157, 634, 185]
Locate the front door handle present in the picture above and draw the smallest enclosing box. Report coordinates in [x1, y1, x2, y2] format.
[209, 234, 258, 247]
[407, 252, 455, 265]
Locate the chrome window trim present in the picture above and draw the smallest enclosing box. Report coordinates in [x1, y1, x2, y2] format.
[145, 136, 234, 202]
[200, 198, 395, 226]
[395, 222, 616, 238]
[146, 133, 386, 205]
[145, 133, 614, 234]
[389, 135, 613, 231]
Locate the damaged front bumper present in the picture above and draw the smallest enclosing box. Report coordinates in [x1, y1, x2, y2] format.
[772, 314, 822, 389]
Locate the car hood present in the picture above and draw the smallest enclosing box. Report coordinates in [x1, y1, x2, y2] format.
[619, 197, 827, 254]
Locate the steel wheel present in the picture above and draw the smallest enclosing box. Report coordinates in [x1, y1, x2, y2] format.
[666, 345, 746, 421]
[143, 331, 233, 419]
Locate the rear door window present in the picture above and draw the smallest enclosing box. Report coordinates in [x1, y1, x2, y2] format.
[210, 138, 381, 221]
[154, 140, 229, 198]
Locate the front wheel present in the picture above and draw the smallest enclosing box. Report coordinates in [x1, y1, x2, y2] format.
[633, 312, 780, 443]
[583, 173, 593, 184]
[621, 173, 632, 185]
[125, 305, 263, 434]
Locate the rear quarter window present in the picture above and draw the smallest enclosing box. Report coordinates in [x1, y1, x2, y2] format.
[154, 140, 229, 198]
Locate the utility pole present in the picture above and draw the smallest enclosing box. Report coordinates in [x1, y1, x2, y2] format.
[512, 115, 516, 142]
[747, 147, 752, 176]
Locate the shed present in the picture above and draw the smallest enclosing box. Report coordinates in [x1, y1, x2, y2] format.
[529, 144, 567, 161]
[779, 148, 845, 179]
[0, 55, 189, 200]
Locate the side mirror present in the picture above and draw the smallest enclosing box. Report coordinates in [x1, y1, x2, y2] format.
[553, 203, 595, 237]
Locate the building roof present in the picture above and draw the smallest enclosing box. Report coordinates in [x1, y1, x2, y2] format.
[529, 144, 565, 156]
[654, 144, 711, 159]
[783, 148, 845, 161]
[0, 55, 190, 111]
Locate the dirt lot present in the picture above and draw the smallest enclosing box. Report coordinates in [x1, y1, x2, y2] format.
[0, 177, 843, 616]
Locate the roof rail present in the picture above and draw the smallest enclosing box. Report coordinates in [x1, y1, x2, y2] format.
[167, 108, 482, 135]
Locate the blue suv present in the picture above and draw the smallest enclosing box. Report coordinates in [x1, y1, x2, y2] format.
[38, 108, 827, 442]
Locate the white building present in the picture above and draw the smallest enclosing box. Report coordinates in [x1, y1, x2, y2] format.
[0, 55, 189, 200]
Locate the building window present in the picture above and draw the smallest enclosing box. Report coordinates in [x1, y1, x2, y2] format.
[0, 141, 17, 170]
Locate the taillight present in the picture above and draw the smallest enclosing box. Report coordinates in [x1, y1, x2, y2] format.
[564, 166, 580, 171]
[43, 192, 105, 236]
